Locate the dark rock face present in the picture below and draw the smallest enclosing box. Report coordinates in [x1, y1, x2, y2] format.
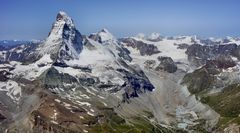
[89, 34, 101, 43]
[79, 77, 99, 86]
[206, 55, 236, 69]
[9, 43, 39, 62]
[121, 38, 161, 56]
[117, 46, 132, 62]
[0, 113, 6, 122]
[52, 61, 69, 68]
[0, 42, 39, 64]
[0, 70, 12, 82]
[186, 43, 240, 67]
[61, 23, 83, 60]
[182, 54, 236, 95]
[144, 60, 156, 69]
[42, 67, 78, 89]
[175, 43, 190, 49]
[232, 46, 240, 60]
[182, 67, 215, 94]
[116, 68, 154, 102]
[156, 56, 177, 73]
[43, 64, 155, 102]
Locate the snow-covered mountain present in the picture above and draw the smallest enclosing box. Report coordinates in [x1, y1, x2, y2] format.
[0, 11, 240, 133]
[36, 11, 83, 62]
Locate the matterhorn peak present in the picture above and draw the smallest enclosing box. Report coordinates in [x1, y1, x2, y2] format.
[47, 11, 75, 39]
[57, 11, 68, 18]
[56, 11, 74, 27]
[36, 11, 83, 61]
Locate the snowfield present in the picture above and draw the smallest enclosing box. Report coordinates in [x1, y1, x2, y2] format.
[0, 80, 22, 103]
[10, 54, 52, 80]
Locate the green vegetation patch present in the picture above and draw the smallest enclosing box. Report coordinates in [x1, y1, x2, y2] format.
[89, 105, 175, 133]
[201, 84, 240, 128]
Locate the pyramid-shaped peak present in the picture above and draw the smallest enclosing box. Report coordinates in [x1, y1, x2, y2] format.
[97, 28, 115, 42]
[57, 11, 69, 19]
[37, 11, 83, 61]
[56, 11, 73, 26]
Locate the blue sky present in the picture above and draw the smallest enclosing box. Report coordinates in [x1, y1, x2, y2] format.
[0, 0, 240, 40]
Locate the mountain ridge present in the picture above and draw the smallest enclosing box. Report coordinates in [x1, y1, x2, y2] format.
[0, 11, 240, 133]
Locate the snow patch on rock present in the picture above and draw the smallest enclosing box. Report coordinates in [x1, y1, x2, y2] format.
[0, 80, 22, 103]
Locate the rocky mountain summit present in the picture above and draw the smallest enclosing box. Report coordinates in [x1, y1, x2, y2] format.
[0, 11, 240, 133]
[36, 11, 83, 62]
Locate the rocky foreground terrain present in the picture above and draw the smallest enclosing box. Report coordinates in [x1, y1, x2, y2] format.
[1, 11, 240, 133]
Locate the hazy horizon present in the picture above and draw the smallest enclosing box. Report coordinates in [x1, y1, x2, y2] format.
[1, 0, 240, 40]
